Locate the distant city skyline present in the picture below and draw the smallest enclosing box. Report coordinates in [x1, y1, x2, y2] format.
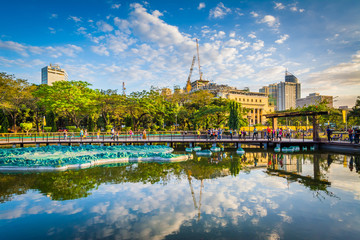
[0, 0, 359, 107]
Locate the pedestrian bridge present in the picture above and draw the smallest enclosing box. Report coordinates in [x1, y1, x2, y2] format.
[0, 131, 358, 153]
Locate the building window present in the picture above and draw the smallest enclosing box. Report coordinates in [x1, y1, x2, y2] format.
[251, 99, 253, 102]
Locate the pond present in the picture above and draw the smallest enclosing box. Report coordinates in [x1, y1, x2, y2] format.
[0, 148, 359, 239]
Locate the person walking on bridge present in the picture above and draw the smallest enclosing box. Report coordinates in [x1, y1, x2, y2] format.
[266, 126, 271, 141]
[326, 126, 332, 142]
[253, 127, 258, 140]
[348, 128, 354, 143]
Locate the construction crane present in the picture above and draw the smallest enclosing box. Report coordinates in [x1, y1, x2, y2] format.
[185, 55, 196, 93]
[196, 39, 203, 81]
[187, 55, 196, 82]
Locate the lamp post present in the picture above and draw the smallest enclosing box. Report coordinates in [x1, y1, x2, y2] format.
[247, 113, 251, 139]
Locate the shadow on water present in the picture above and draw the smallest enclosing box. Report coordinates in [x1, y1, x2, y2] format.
[0, 150, 359, 203]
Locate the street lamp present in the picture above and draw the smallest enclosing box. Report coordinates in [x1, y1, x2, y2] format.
[247, 112, 252, 139]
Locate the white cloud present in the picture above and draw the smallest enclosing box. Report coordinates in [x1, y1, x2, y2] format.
[111, 4, 121, 9]
[229, 31, 235, 38]
[260, 15, 279, 27]
[290, 6, 298, 12]
[48, 27, 56, 34]
[197, 2, 205, 10]
[128, 3, 189, 47]
[50, 13, 58, 19]
[68, 16, 82, 22]
[250, 11, 259, 18]
[96, 20, 114, 32]
[209, 2, 231, 19]
[91, 45, 109, 56]
[252, 40, 264, 51]
[274, 2, 285, 10]
[248, 33, 256, 39]
[0, 40, 28, 56]
[275, 34, 289, 44]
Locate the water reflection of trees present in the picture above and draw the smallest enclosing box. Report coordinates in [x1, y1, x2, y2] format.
[0, 152, 354, 203]
[266, 153, 341, 201]
[0, 153, 253, 203]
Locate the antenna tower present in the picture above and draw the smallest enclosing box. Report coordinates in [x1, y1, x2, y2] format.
[122, 82, 126, 96]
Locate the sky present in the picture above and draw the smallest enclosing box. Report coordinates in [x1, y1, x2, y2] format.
[0, 0, 359, 107]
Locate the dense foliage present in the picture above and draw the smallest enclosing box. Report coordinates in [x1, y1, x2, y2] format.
[0, 72, 250, 133]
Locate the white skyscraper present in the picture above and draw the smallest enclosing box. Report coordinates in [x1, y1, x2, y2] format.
[41, 64, 68, 86]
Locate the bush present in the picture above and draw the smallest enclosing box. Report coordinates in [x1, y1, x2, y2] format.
[20, 123, 33, 135]
[43, 127, 52, 132]
[66, 126, 77, 132]
[106, 125, 113, 133]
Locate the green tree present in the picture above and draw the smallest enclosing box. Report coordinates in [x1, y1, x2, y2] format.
[20, 122, 33, 135]
[0, 113, 9, 133]
[35, 81, 98, 128]
[349, 96, 360, 125]
[0, 73, 33, 132]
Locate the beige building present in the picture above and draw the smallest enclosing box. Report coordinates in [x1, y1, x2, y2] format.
[41, 64, 68, 86]
[187, 81, 274, 125]
[222, 90, 275, 125]
[296, 93, 333, 108]
[161, 88, 172, 96]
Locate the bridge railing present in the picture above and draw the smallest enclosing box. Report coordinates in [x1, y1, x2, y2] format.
[0, 131, 270, 143]
[0, 130, 341, 144]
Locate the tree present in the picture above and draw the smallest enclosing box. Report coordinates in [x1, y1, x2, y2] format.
[228, 101, 247, 130]
[35, 81, 98, 128]
[0, 113, 9, 133]
[349, 96, 360, 125]
[0, 73, 33, 132]
[20, 123, 33, 135]
[193, 98, 229, 129]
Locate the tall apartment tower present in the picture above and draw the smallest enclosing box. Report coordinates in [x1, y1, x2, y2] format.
[285, 70, 301, 99]
[277, 71, 301, 111]
[259, 83, 278, 109]
[41, 64, 68, 86]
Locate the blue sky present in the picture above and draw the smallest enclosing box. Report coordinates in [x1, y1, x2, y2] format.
[0, 0, 359, 107]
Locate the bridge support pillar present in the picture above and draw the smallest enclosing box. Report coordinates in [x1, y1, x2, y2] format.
[167, 143, 170, 147]
[12, 144, 16, 148]
[36, 144, 40, 148]
[68, 143, 71, 146]
[263, 143, 268, 150]
[189, 142, 193, 147]
[260, 143, 263, 148]
[101, 143, 104, 146]
[46, 143, 49, 146]
[58, 143, 61, 146]
[20, 143, 24, 147]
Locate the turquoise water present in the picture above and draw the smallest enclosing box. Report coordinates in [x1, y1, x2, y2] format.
[0, 149, 359, 239]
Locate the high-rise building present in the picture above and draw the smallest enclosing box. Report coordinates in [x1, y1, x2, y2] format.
[259, 83, 277, 108]
[277, 81, 298, 111]
[285, 70, 301, 99]
[260, 71, 301, 111]
[296, 93, 333, 108]
[41, 64, 68, 86]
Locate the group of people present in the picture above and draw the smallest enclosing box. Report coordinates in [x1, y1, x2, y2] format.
[347, 127, 360, 144]
[326, 127, 360, 143]
[265, 127, 289, 141]
[207, 128, 223, 140]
